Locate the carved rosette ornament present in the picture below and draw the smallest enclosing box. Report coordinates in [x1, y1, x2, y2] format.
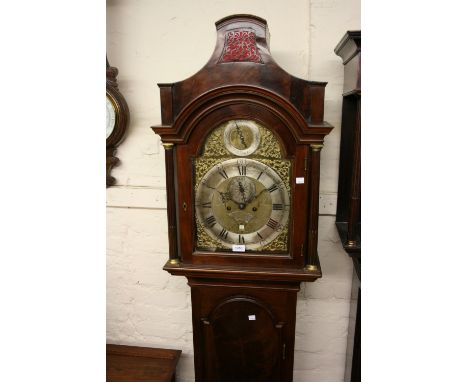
[218, 28, 263, 63]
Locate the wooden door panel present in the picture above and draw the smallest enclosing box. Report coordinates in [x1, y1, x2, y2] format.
[202, 297, 283, 382]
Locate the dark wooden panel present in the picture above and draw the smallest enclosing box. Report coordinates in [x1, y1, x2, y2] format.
[159, 84, 174, 125]
[335, 31, 361, 252]
[335, 30, 361, 382]
[205, 297, 282, 382]
[344, 272, 360, 382]
[336, 96, 358, 223]
[106, 344, 181, 382]
[189, 280, 298, 382]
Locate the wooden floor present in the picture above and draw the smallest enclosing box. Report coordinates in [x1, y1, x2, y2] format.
[107, 344, 181, 382]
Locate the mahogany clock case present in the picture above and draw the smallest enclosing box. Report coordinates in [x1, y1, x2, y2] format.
[106, 58, 130, 187]
[152, 15, 333, 382]
[153, 15, 333, 282]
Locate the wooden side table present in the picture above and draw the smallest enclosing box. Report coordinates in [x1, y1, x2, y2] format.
[107, 344, 181, 382]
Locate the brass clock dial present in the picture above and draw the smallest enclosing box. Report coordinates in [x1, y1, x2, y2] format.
[195, 158, 290, 250]
[223, 120, 261, 156]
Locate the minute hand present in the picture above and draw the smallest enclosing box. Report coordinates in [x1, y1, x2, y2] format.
[217, 190, 233, 204]
[253, 188, 268, 201]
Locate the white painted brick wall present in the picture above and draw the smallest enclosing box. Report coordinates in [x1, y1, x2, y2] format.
[107, 1, 360, 381]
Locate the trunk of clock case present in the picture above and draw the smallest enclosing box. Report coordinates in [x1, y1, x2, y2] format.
[189, 278, 299, 382]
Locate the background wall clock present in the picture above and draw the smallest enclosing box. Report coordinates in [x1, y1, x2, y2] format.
[106, 57, 129, 187]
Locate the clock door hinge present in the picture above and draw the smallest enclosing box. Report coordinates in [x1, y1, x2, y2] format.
[282, 343, 286, 360]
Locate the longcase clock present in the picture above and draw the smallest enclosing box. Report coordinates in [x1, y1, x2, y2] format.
[335, 30, 361, 382]
[152, 15, 333, 382]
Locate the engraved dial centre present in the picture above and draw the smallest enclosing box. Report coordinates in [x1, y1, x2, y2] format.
[213, 176, 272, 234]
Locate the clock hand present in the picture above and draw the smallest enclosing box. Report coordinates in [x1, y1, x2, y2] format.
[215, 190, 232, 204]
[216, 190, 244, 210]
[238, 181, 247, 203]
[253, 188, 268, 200]
[235, 122, 248, 148]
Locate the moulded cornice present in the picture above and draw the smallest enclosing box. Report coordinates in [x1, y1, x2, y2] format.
[152, 85, 332, 145]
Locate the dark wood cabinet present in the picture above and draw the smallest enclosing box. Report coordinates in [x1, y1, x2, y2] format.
[335, 30, 361, 258]
[152, 15, 333, 381]
[106, 344, 181, 382]
[334, 30, 361, 382]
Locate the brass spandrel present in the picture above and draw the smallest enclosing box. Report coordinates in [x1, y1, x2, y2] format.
[202, 126, 230, 157]
[261, 228, 288, 252]
[195, 215, 221, 250]
[256, 126, 282, 159]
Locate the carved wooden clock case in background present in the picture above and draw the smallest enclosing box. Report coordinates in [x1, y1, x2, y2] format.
[152, 15, 333, 382]
[335, 31, 361, 382]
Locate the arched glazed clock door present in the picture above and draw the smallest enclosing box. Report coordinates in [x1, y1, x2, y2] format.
[152, 15, 332, 382]
[173, 98, 312, 269]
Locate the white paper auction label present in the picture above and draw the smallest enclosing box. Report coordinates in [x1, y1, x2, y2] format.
[232, 244, 246, 252]
[248, 315, 256, 321]
[296, 177, 305, 184]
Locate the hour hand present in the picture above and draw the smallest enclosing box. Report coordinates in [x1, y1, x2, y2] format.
[217, 190, 233, 204]
[235, 122, 248, 148]
[238, 181, 247, 203]
[253, 188, 267, 201]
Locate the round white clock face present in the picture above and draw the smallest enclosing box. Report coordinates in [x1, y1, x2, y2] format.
[106, 95, 116, 139]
